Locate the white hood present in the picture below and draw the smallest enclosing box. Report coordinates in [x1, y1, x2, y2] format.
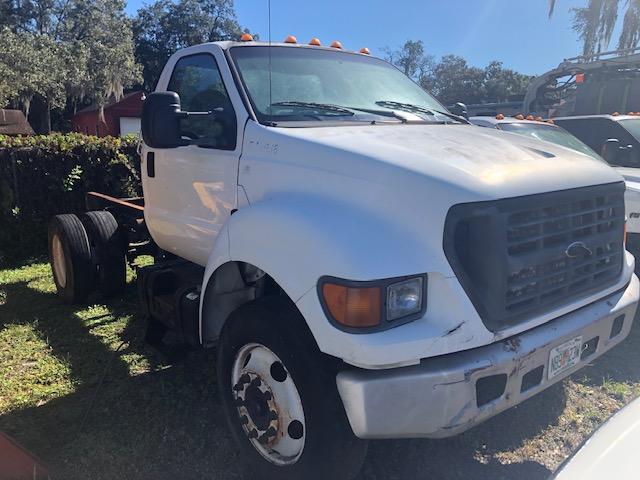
[273, 123, 623, 199]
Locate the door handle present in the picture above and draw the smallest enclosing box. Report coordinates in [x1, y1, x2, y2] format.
[147, 152, 155, 178]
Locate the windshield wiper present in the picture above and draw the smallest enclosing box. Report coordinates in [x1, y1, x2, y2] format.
[271, 101, 355, 116]
[375, 100, 469, 124]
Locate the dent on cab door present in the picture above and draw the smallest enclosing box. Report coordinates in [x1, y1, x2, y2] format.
[143, 49, 242, 266]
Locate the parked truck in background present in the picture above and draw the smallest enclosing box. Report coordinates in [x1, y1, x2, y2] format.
[553, 114, 640, 256]
[47, 36, 640, 479]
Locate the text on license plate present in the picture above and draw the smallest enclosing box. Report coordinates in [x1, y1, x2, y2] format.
[548, 336, 582, 380]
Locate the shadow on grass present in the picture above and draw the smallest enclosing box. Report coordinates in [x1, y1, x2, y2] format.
[3, 272, 639, 479]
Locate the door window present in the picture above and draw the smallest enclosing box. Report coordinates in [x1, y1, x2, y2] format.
[167, 53, 237, 149]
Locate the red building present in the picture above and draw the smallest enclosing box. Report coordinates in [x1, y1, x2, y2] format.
[71, 91, 144, 137]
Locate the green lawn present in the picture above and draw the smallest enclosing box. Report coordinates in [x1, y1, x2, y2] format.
[1, 262, 639, 479]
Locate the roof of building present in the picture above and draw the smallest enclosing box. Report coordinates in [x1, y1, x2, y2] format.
[0, 109, 35, 135]
[75, 91, 144, 115]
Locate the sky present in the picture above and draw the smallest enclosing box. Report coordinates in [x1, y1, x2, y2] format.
[124, 0, 592, 76]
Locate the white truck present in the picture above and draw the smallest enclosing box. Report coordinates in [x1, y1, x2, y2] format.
[48, 37, 639, 480]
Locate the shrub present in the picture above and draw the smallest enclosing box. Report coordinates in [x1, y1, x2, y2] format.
[0, 133, 141, 266]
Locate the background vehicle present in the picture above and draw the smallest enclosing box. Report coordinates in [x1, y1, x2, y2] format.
[552, 396, 640, 479]
[524, 47, 640, 117]
[469, 115, 601, 160]
[554, 114, 640, 252]
[47, 37, 639, 480]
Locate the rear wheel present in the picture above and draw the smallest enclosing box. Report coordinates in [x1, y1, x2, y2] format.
[48, 214, 94, 304]
[81, 211, 126, 297]
[217, 297, 368, 480]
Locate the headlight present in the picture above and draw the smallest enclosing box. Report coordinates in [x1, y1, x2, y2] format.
[387, 277, 424, 320]
[319, 275, 426, 331]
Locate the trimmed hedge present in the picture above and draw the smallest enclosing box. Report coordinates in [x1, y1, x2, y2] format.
[0, 133, 141, 266]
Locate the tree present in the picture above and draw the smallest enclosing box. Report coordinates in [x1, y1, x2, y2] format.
[133, 0, 249, 91]
[0, 0, 141, 133]
[425, 55, 486, 105]
[383, 40, 434, 81]
[384, 42, 533, 106]
[549, 0, 640, 56]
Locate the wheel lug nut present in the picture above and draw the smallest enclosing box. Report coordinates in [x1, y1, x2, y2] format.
[250, 378, 262, 387]
[232, 382, 244, 392]
[234, 398, 244, 407]
[265, 426, 277, 438]
[247, 428, 258, 439]
[258, 433, 269, 444]
[263, 391, 272, 400]
[239, 373, 251, 384]
[269, 410, 278, 420]
[239, 415, 249, 425]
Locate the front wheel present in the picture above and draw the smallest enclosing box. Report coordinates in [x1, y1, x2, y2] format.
[217, 297, 368, 480]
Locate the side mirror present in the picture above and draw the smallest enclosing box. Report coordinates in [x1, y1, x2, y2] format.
[601, 138, 621, 164]
[448, 102, 468, 119]
[141, 91, 213, 149]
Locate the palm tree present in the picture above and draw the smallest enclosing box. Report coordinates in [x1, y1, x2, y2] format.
[549, 0, 640, 57]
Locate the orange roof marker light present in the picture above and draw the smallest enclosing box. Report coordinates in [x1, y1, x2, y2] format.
[284, 35, 297, 44]
[514, 114, 525, 120]
[495, 113, 505, 120]
[359, 47, 370, 55]
[240, 33, 253, 42]
[309, 37, 321, 46]
[535, 116, 544, 122]
[330, 40, 343, 49]
[526, 115, 535, 121]
[547, 119, 555, 124]
[612, 111, 620, 116]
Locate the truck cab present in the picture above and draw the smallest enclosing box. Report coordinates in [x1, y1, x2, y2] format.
[48, 38, 640, 480]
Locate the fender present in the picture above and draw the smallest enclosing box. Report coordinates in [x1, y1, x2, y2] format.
[198, 192, 457, 351]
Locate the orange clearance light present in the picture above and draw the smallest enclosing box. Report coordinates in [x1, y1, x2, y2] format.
[612, 111, 620, 116]
[495, 113, 505, 120]
[309, 37, 321, 46]
[515, 114, 525, 120]
[330, 40, 343, 49]
[547, 119, 555, 124]
[576, 73, 585, 84]
[535, 116, 543, 122]
[240, 33, 253, 42]
[360, 47, 370, 55]
[322, 282, 381, 328]
[526, 115, 535, 121]
[284, 35, 297, 44]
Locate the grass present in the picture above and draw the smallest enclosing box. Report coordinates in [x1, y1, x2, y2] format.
[1, 262, 639, 479]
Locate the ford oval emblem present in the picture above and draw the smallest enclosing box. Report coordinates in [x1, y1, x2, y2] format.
[565, 241, 592, 258]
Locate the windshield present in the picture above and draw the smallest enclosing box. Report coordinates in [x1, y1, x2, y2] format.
[620, 119, 640, 142]
[229, 46, 450, 125]
[498, 122, 602, 160]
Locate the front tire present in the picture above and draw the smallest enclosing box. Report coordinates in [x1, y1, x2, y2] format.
[217, 297, 368, 480]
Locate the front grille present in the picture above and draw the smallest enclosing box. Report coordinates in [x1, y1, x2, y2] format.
[444, 183, 625, 331]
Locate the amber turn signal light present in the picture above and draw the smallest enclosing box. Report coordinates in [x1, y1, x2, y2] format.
[321, 282, 381, 328]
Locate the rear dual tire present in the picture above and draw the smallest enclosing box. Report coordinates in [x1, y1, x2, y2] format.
[48, 211, 126, 304]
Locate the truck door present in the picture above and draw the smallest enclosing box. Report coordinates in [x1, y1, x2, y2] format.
[142, 47, 245, 265]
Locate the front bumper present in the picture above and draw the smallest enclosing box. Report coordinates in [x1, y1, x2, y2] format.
[336, 274, 639, 439]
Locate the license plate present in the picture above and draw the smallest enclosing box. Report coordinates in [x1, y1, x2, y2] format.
[548, 336, 583, 380]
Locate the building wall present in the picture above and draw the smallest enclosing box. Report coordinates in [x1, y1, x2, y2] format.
[71, 92, 144, 137]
